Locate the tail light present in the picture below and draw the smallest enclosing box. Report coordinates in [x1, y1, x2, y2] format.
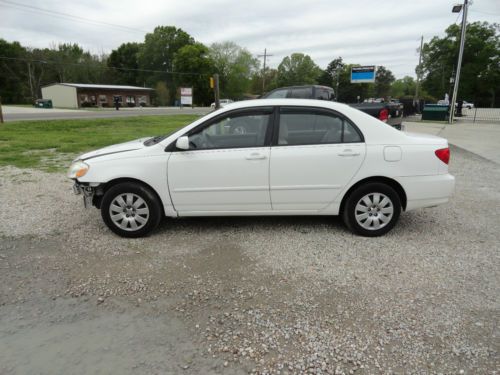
[435, 147, 450, 164]
[378, 108, 389, 122]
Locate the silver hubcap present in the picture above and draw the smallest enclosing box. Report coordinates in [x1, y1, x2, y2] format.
[355, 193, 394, 231]
[109, 193, 149, 231]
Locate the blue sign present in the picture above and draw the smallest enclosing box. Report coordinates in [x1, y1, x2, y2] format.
[351, 66, 376, 83]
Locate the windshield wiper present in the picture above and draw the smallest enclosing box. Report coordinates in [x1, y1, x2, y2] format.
[143, 132, 173, 146]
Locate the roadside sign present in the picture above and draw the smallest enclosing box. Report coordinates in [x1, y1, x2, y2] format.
[351, 66, 376, 83]
[180, 87, 193, 105]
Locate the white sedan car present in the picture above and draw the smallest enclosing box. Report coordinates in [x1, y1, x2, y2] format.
[462, 100, 474, 109]
[68, 99, 455, 237]
[210, 99, 233, 109]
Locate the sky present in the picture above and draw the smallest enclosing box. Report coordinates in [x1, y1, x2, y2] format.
[1, 0, 499, 78]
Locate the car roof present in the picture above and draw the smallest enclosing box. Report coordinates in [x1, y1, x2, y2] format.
[268, 85, 333, 90]
[219, 98, 347, 111]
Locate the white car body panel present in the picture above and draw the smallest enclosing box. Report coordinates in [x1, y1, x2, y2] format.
[168, 147, 271, 212]
[269, 143, 365, 211]
[75, 99, 455, 218]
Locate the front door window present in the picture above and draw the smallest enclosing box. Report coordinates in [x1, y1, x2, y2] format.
[188, 112, 271, 150]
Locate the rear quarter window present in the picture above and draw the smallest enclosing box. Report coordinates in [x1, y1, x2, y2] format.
[289, 87, 313, 98]
[266, 89, 288, 98]
[316, 88, 331, 100]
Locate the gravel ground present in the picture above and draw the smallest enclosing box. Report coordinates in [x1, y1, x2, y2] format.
[0, 146, 499, 374]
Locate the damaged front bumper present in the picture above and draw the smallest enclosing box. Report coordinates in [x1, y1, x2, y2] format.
[72, 181, 103, 208]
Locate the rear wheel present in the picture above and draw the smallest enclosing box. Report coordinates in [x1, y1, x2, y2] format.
[101, 182, 162, 238]
[342, 182, 401, 237]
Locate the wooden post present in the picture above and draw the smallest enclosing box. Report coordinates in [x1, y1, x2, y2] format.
[0, 96, 4, 124]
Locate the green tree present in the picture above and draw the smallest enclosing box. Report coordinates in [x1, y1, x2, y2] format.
[276, 53, 321, 87]
[421, 21, 500, 107]
[373, 66, 395, 98]
[172, 43, 214, 105]
[209, 41, 259, 99]
[390, 76, 416, 98]
[49, 43, 85, 82]
[317, 57, 344, 88]
[0, 39, 29, 103]
[108, 42, 142, 85]
[251, 68, 278, 95]
[154, 81, 170, 106]
[138, 26, 195, 96]
[26, 47, 59, 100]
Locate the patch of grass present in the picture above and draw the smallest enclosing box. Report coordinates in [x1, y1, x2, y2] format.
[0, 115, 198, 171]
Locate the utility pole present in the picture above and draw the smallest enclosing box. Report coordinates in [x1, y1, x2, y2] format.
[335, 70, 340, 101]
[414, 35, 424, 112]
[213, 74, 220, 109]
[0, 96, 4, 124]
[258, 49, 273, 94]
[449, 0, 469, 124]
[27, 62, 34, 102]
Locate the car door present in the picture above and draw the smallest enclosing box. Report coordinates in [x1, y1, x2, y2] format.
[269, 107, 366, 211]
[168, 108, 274, 214]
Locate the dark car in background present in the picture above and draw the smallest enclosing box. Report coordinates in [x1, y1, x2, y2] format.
[350, 100, 404, 130]
[263, 85, 335, 101]
[262, 85, 404, 130]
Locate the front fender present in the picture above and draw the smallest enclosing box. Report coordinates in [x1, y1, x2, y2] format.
[77, 154, 176, 217]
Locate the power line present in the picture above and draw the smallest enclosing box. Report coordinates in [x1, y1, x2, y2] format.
[0, 0, 149, 34]
[0, 55, 210, 76]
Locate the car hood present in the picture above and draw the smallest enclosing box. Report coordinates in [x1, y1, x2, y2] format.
[78, 137, 150, 161]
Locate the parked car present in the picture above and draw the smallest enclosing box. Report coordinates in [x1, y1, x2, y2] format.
[350, 101, 404, 130]
[463, 100, 474, 109]
[437, 100, 449, 106]
[263, 85, 403, 130]
[68, 99, 455, 238]
[263, 85, 335, 101]
[210, 99, 234, 109]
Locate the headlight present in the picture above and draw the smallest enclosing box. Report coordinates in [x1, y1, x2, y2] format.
[67, 160, 89, 179]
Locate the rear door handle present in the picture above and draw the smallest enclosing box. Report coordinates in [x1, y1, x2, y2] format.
[245, 153, 267, 160]
[338, 149, 360, 157]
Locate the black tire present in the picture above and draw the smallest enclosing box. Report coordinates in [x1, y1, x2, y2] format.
[101, 182, 162, 238]
[342, 182, 401, 237]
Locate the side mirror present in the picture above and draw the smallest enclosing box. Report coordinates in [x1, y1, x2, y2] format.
[176, 136, 190, 150]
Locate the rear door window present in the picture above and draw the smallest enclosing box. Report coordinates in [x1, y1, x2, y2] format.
[277, 108, 363, 145]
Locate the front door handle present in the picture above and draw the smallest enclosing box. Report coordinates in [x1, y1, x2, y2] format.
[245, 153, 267, 160]
[338, 149, 360, 157]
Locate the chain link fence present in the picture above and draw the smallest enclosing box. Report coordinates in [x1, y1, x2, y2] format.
[458, 107, 500, 123]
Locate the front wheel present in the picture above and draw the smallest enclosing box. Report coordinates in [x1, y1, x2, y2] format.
[101, 182, 162, 238]
[342, 182, 401, 237]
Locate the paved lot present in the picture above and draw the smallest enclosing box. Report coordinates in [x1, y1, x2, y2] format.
[461, 107, 500, 123]
[1, 142, 499, 373]
[2, 105, 210, 121]
[404, 120, 500, 164]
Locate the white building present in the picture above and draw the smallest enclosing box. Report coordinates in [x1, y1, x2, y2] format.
[41, 83, 154, 109]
